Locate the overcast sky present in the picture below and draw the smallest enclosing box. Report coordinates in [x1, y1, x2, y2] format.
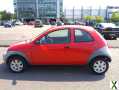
[0, 0, 119, 13]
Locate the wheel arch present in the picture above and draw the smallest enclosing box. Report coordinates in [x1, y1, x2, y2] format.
[7, 55, 27, 64]
[88, 46, 112, 64]
[5, 51, 30, 65]
[88, 55, 111, 65]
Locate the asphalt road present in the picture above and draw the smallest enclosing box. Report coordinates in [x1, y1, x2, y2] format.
[0, 47, 119, 90]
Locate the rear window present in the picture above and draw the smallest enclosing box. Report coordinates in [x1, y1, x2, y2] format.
[74, 29, 93, 42]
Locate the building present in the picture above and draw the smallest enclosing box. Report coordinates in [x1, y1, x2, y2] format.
[14, 0, 63, 21]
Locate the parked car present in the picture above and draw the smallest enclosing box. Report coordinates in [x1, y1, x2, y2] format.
[75, 21, 85, 25]
[102, 28, 118, 40]
[4, 21, 12, 28]
[3, 25, 111, 74]
[95, 23, 118, 40]
[28, 21, 35, 25]
[56, 21, 64, 26]
[49, 18, 56, 25]
[64, 20, 75, 25]
[95, 23, 116, 32]
[15, 21, 23, 25]
[86, 20, 95, 27]
[50, 21, 56, 25]
[34, 20, 43, 27]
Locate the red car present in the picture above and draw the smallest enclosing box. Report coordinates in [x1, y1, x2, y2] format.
[3, 25, 111, 74]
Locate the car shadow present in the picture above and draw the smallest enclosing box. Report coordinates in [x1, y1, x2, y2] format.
[0, 63, 105, 82]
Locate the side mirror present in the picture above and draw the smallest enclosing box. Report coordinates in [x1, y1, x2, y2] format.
[35, 40, 48, 44]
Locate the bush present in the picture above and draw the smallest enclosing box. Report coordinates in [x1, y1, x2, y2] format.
[95, 16, 104, 23]
[84, 16, 95, 21]
[111, 12, 119, 22]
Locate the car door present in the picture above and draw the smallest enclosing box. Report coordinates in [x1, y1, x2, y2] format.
[66, 29, 97, 65]
[31, 28, 71, 65]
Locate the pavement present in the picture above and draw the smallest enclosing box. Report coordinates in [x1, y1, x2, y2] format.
[0, 25, 51, 47]
[0, 47, 119, 90]
[107, 40, 119, 48]
[0, 25, 119, 48]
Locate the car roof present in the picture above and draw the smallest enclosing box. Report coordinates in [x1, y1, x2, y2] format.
[99, 23, 116, 28]
[48, 25, 95, 32]
[32, 25, 96, 40]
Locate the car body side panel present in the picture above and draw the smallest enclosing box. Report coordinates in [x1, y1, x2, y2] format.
[3, 26, 112, 66]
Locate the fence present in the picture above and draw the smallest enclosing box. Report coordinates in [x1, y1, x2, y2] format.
[64, 7, 107, 20]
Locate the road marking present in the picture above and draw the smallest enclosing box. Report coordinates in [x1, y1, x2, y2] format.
[110, 81, 119, 90]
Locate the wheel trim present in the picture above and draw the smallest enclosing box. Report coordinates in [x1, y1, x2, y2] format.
[93, 60, 107, 73]
[10, 59, 24, 72]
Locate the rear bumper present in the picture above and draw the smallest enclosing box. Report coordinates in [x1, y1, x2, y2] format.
[88, 46, 112, 63]
[3, 53, 7, 64]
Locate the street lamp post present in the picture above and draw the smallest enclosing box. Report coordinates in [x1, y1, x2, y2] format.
[89, 6, 92, 16]
[81, 6, 84, 20]
[16, 0, 19, 19]
[36, 0, 39, 19]
[98, 6, 101, 16]
[73, 7, 75, 22]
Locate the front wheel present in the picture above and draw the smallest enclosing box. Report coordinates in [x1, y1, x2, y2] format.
[89, 58, 109, 75]
[8, 56, 27, 73]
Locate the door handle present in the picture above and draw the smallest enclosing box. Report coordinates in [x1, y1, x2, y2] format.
[64, 46, 70, 48]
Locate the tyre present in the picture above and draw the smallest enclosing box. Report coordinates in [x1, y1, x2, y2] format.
[109, 35, 117, 40]
[103, 34, 109, 40]
[89, 57, 109, 75]
[112, 36, 117, 40]
[7, 56, 27, 73]
[104, 34, 117, 40]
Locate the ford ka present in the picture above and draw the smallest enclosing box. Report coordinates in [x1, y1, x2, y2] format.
[3, 25, 111, 74]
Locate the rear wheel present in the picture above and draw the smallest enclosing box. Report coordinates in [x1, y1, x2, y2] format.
[112, 36, 117, 40]
[8, 56, 27, 73]
[104, 34, 117, 40]
[89, 57, 109, 75]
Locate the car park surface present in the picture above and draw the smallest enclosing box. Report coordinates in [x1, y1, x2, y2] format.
[0, 25, 119, 90]
[0, 47, 119, 90]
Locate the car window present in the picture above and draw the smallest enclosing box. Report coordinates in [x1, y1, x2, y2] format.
[40, 29, 70, 44]
[99, 24, 103, 28]
[96, 24, 99, 28]
[74, 29, 93, 42]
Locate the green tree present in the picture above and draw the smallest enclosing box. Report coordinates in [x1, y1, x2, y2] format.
[0, 14, 1, 20]
[95, 16, 104, 23]
[0, 11, 12, 20]
[11, 13, 16, 19]
[84, 16, 95, 21]
[111, 12, 119, 22]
